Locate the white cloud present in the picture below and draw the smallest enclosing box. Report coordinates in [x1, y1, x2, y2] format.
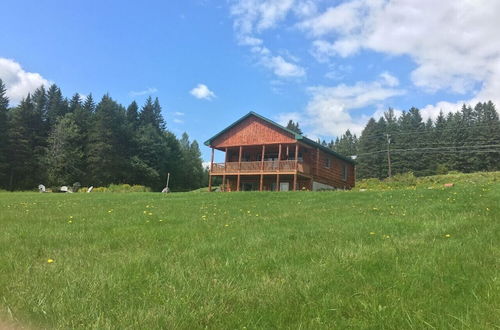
[275, 111, 303, 126]
[230, 0, 307, 78]
[261, 55, 305, 78]
[129, 87, 158, 97]
[301, 0, 500, 98]
[173, 111, 185, 116]
[283, 73, 404, 137]
[173, 118, 184, 124]
[0, 58, 51, 104]
[190, 84, 216, 100]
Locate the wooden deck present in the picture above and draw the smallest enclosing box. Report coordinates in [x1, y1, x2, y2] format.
[211, 160, 311, 175]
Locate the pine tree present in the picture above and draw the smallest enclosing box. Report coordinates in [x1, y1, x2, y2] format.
[46, 84, 68, 129]
[332, 129, 357, 157]
[153, 97, 166, 131]
[87, 95, 130, 186]
[6, 95, 45, 189]
[476, 101, 500, 171]
[139, 96, 164, 131]
[45, 113, 85, 186]
[126, 101, 139, 129]
[286, 120, 303, 134]
[357, 118, 386, 179]
[433, 111, 449, 173]
[0, 79, 9, 188]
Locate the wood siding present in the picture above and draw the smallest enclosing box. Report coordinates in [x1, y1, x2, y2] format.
[212, 116, 296, 148]
[308, 146, 355, 189]
[208, 114, 355, 190]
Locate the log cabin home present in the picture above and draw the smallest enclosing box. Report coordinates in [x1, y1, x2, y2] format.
[204, 112, 355, 192]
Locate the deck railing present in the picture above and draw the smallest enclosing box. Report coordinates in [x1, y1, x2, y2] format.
[211, 160, 309, 174]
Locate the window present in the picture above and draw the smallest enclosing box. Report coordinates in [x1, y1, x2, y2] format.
[324, 158, 331, 168]
[342, 164, 348, 181]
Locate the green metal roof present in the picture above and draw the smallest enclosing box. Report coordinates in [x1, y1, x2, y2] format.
[204, 111, 355, 164]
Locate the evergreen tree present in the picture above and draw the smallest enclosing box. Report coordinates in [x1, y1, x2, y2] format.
[177, 133, 205, 190]
[476, 101, 500, 171]
[126, 101, 139, 129]
[357, 118, 386, 179]
[0, 79, 9, 188]
[332, 129, 358, 157]
[46, 84, 68, 129]
[87, 95, 130, 186]
[45, 113, 85, 186]
[286, 120, 303, 134]
[153, 97, 166, 131]
[6, 95, 45, 189]
[139, 96, 164, 131]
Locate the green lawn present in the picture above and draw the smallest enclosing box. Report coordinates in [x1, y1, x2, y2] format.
[0, 180, 499, 329]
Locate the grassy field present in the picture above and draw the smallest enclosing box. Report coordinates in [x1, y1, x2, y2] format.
[0, 175, 499, 329]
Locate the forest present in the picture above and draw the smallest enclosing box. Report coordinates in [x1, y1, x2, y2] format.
[2, 76, 499, 191]
[323, 103, 500, 179]
[0, 79, 206, 191]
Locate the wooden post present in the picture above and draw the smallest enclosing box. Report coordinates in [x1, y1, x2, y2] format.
[259, 145, 265, 191]
[237, 146, 242, 192]
[316, 147, 320, 176]
[210, 147, 214, 172]
[208, 147, 214, 192]
[222, 148, 228, 192]
[293, 143, 299, 191]
[276, 144, 282, 191]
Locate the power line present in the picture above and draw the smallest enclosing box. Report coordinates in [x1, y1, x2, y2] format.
[352, 144, 500, 157]
[357, 123, 500, 140]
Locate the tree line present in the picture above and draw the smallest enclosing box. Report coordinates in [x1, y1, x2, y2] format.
[0, 79, 206, 191]
[317, 102, 500, 179]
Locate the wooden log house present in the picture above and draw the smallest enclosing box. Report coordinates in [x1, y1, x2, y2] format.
[205, 112, 355, 192]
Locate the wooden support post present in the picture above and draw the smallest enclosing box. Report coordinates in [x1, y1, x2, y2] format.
[293, 143, 299, 191]
[237, 146, 242, 192]
[316, 147, 320, 176]
[208, 147, 214, 192]
[222, 148, 228, 192]
[276, 144, 282, 191]
[260, 145, 265, 191]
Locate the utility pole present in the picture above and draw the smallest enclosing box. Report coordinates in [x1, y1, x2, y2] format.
[166, 173, 170, 192]
[386, 134, 392, 178]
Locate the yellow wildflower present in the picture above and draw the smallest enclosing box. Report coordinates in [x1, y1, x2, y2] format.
[47, 259, 54, 263]
[445, 234, 451, 238]
[370, 232, 376, 235]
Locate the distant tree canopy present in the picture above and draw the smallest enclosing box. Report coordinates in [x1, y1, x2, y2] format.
[330, 103, 500, 179]
[0, 79, 206, 191]
[286, 120, 303, 134]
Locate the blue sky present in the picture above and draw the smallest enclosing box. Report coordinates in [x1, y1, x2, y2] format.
[1, 0, 498, 162]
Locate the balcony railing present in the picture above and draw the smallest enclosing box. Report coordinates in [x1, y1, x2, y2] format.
[211, 160, 310, 174]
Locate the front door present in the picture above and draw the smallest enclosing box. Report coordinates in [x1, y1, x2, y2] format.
[280, 182, 289, 191]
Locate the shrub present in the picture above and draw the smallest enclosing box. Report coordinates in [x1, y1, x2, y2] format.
[91, 184, 151, 193]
